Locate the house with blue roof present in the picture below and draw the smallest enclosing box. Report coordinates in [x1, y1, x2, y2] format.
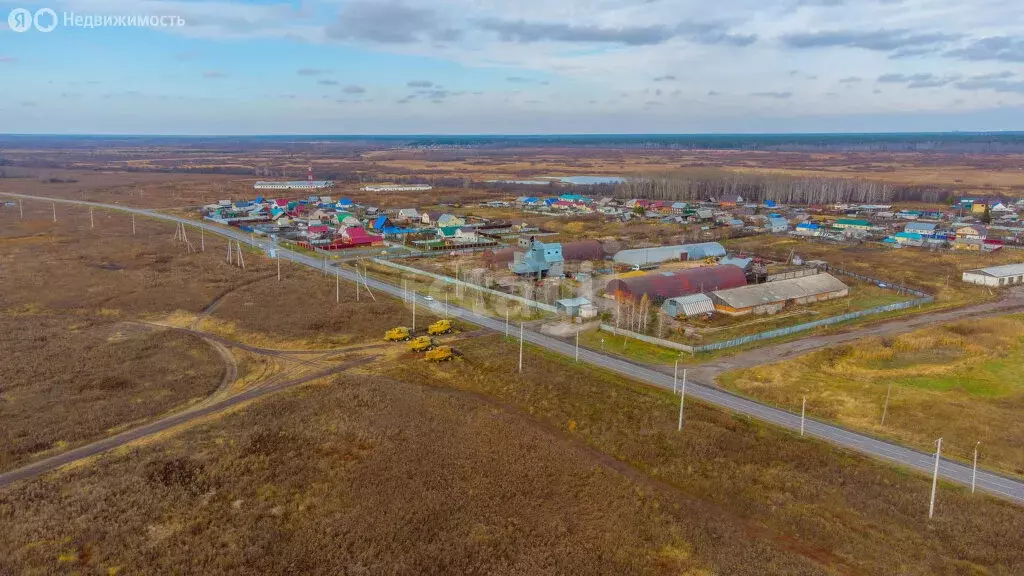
[794, 222, 821, 237]
[373, 215, 393, 230]
[767, 217, 789, 233]
[894, 231, 924, 246]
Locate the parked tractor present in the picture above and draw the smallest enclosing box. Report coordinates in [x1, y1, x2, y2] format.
[425, 346, 456, 362]
[384, 327, 411, 342]
[408, 336, 435, 352]
[427, 319, 453, 336]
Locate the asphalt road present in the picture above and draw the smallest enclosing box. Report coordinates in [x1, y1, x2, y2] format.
[5, 192, 1023, 505]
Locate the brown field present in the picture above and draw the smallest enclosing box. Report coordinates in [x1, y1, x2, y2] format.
[0, 375, 724, 575]
[200, 263, 442, 349]
[721, 316, 1024, 477]
[0, 201, 261, 318]
[0, 314, 224, 473]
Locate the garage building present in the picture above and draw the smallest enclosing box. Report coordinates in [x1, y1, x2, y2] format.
[962, 264, 1024, 287]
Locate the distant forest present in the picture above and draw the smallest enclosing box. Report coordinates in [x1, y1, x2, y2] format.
[616, 172, 954, 205]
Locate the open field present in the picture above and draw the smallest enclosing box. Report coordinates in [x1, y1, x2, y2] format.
[0, 200, 261, 318]
[0, 314, 224, 473]
[725, 235, 1024, 307]
[384, 336, 1024, 575]
[0, 375, 718, 575]
[199, 262, 443, 349]
[720, 316, 1024, 478]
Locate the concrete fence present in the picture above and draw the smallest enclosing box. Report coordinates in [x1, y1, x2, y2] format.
[599, 324, 696, 354]
[370, 258, 558, 313]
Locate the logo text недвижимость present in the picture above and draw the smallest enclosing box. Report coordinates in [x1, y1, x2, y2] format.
[8, 7, 185, 32]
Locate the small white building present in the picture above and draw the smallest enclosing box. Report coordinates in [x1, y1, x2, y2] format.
[962, 264, 1024, 287]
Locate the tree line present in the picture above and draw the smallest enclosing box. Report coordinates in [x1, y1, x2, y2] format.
[615, 171, 956, 205]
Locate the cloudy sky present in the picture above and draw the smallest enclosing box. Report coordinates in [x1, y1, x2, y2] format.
[1, 0, 1023, 134]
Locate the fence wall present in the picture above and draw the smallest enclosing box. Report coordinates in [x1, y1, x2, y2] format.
[599, 324, 696, 353]
[371, 258, 558, 313]
[597, 265, 934, 354]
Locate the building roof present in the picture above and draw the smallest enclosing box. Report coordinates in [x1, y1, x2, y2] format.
[606, 265, 747, 300]
[663, 293, 715, 317]
[894, 232, 923, 240]
[555, 297, 592, 308]
[905, 222, 938, 232]
[965, 263, 1024, 278]
[711, 273, 848, 309]
[612, 242, 726, 266]
[836, 219, 871, 227]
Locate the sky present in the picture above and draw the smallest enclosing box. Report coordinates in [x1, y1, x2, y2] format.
[0, 0, 1023, 134]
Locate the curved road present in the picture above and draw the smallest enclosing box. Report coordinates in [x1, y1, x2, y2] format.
[5, 192, 1023, 504]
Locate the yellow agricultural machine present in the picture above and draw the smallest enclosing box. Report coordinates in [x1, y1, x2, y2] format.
[427, 319, 453, 336]
[425, 346, 456, 362]
[408, 336, 435, 352]
[384, 326, 411, 341]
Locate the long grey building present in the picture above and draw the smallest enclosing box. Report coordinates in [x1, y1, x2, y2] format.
[612, 242, 726, 267]
[711, 273, 849, 316]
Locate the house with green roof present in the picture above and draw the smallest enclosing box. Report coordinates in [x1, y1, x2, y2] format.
[833, 218, 872, 231]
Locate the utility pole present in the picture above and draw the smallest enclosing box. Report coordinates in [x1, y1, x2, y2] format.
[19, 199, 23, 220]
[90, 208, 94, 229]
[929, 438, 942, 520]
[518, 322, 524, 372]
[575, 330, 580, 362]
[200, 228, 205, 252]
[881, 382, 892, 426]
[678, 368, 687, 431]
[236, 241, 245, 269]
[131, 214, 136, 236]
[227, 240, 232, 264]
[800, 397, 806, 437]
[52, 202, 56, 222]
[412, 293, 416, 332]
[673, 359, 678, 395]
[972, 441, 980, 494]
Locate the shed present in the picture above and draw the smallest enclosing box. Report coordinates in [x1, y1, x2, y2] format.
[962, 264, 1024, 287]
[662, 294, 715, 318]
[710, 273, 849, 316]
[555, 297, 593, 317]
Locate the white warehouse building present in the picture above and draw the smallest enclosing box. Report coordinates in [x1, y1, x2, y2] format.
[612, 242, 727, 268]
[254, 180, 334, 191]
[962, 264, 1024, 287]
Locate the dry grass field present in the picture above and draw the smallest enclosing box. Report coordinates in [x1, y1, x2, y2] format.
[0, 201, 262, 318]
[385, 337, 1024, 575]
[0, 314, 224, 473]
[720, 316, 1024, 478]
[1, 375, 725, 575]
[200, 262, 442, 349]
